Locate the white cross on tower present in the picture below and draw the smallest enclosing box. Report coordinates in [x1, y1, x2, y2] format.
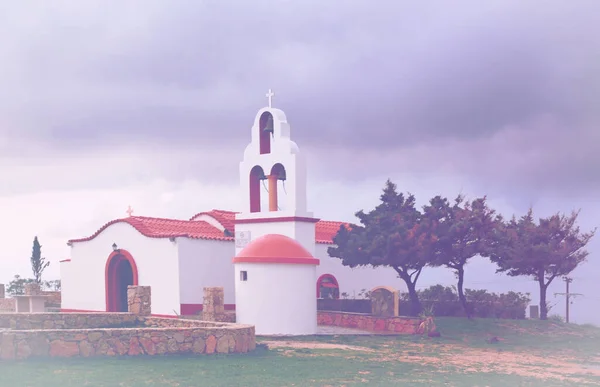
[266, 89, 274, 108]
[126, 205, 134, 217]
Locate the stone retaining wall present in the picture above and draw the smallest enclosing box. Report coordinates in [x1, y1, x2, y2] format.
[317, 311, 422, 334]
[0, 313, 255, 360]
[0, 313, 138, 330]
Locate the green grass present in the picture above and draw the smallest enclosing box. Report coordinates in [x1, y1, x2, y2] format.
[1, 317, 599, 387]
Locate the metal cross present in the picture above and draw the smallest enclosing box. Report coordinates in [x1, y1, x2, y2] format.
[126, 205, 134, 217]
[266, 89, 274, 108]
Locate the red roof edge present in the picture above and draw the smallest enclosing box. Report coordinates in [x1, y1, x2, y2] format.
[67, 217, 194, 244]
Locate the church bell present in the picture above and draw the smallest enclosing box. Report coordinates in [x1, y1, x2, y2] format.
[275, 168, 286, 181]
[262, 115, 274, 134]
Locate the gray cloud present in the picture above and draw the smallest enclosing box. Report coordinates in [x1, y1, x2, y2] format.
[1, 0, 599, 195]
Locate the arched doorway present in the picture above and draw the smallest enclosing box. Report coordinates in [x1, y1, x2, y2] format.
[105, 250, 139, 312]
[317, 274, 339, 299]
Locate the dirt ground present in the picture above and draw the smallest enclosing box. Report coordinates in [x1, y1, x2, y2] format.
[260, 339, 600, 384]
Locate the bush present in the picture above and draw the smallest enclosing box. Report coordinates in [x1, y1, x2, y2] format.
[400, 285, 530, 319]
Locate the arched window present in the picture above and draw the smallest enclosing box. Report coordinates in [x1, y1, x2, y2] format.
[259, 112, 273, 154]
[249, 166, 265, 213]
[317, 274, 340, 299]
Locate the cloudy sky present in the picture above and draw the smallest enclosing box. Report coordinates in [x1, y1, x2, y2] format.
[1, 1, 598, 323]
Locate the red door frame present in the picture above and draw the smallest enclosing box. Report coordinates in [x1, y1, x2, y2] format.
[105, 249, 139, 312]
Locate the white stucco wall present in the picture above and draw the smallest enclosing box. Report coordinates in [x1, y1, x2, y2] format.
[234, 262, 317, 335]
[62, 222, 180, 316]
[177, 238, 235, 307]
[314, 244, 408, 296]
[234, 220, 316, 256]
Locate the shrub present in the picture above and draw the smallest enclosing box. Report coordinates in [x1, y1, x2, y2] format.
[400, 285, 530, 319]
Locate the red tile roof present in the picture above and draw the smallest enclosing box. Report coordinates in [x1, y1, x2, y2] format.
[68, 216, 231, 244]
[189, 209, 237, 231]
[315, 220, 348, 244]
[69, 209, 348, 245]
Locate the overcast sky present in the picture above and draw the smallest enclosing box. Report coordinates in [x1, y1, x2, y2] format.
[1, 0, 598, 323]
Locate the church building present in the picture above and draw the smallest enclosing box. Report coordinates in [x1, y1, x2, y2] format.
[60, 92, 405, 317]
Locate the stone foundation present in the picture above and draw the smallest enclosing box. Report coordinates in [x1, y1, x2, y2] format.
[0, 313, 255, 360]
[127, 286, 151, 316]
[317, 311, 422, 334]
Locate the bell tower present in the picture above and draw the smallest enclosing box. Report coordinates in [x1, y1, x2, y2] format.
[235, 90, 319, 255]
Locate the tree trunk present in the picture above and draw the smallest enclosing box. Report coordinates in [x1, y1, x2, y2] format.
[406, 280, 422, 317]
[456, 267, 471, 319]
[395, 268, 422, 316]
[539, 280, 548, 320]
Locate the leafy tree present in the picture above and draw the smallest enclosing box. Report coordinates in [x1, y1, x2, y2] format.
[328, 180, 437, 316]
[487, 209, 595, 320]
[424, 195, 499, 318]
[6, 275, 35, 296]
[30, 236, 50, 284]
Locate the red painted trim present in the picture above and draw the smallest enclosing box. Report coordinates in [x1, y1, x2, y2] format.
[105, 250, 139, 312]
[259, 111, 272, 154]
[235, 216, 321, 224]
[60, 308, 104, 313]
[59, 259, 71, 263]
[233, 256, 320, 265]
[316, 274, 340, 298]
[180, 303, 236, 316]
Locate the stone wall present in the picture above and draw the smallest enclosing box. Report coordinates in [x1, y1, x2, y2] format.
[127, 286, 151, 316]
[200, 287, 236, 323]
[24, 283, 42, 296]
[0, 313, 138, 330]
[0, 313, 255, 360]
[0, 299, 15, 313]
[41, 291, 61, 306]
[317, 311, 422, 334]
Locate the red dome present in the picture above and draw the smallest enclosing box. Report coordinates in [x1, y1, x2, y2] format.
[233, 234, 320, 265]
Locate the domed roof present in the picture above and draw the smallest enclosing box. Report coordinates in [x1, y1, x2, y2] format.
[233, 234, 320, 265]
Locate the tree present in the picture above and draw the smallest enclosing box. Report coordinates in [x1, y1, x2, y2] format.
[6, 275, 35, 296]
[487, 209, 595, 320]
[30, 236, 50, 284]
[424, 195, 499, 318]
[328, 180, 437, 316]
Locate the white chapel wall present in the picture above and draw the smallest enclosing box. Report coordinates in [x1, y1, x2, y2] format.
[314, 244, 408, 296]
[234, 220, 316, 257]
[62, 222, 180, 315]
[177, 238, 235, 307]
